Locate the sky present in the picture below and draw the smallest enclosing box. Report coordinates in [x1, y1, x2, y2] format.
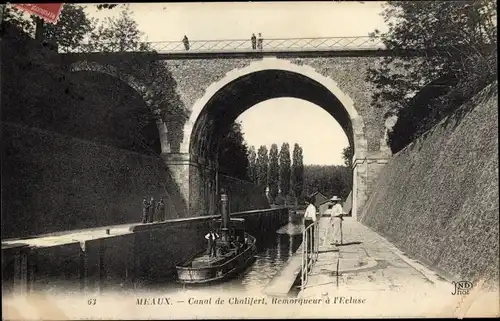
[83, 2, 388, 165]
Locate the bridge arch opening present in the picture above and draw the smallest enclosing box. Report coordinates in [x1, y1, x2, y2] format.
[180, 59, 368, 218]
[186, 59, 367, 161]
[189, 69, 357, 162]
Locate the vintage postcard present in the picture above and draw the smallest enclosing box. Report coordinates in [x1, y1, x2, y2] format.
[1, 1, 498, 319]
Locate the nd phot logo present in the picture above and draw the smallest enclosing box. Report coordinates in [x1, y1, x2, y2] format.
[451, 281, 473, 295]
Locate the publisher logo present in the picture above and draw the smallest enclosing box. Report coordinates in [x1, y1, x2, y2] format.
[451, 281, 473, 295]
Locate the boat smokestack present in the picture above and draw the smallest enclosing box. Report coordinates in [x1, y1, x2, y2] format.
[220, 189, 230, 241]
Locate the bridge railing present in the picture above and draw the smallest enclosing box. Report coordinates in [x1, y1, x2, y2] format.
[71, 36, 385, 54]
[301, 218, 320, 291]
[149, 36, 385, 52]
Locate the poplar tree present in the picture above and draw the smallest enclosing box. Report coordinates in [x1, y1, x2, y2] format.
[256, 145, 269, 189]
[279, 143, 291, 199]
[291, 143, 304, 204]
[267, 144, 279, 204]
[247, 146, 257, 184]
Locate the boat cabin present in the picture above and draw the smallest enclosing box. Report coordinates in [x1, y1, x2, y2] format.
[190, 217, 249, 268]
[214, 217, 246, 241]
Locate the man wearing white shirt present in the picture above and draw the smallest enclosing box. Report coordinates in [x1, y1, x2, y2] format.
[303, 196, 317, 252]
[205, 225, 220, 257]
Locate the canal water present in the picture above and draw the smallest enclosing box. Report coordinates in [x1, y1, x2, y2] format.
[139, 222, 304, 296]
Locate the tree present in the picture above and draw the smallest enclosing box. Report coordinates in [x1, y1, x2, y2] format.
[279, 143, 291, 199]
[247, 146, 257, 184]
[368, 0, 497, 153]
[267, 144, 279, 204]
[218, 122, 249, 180]
[342, 146, 353, 168]
[256, 145, 269, 189]
[84, 7, 150, 52]
[1, 6, 33, 35]
[291, 143, 304, 204]
[303, 165, 352, 200]
[2, 4, 94, 52]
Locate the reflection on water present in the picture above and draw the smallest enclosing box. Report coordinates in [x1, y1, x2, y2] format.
[143, 225, 303, 295]
[233, 231, 303, 292]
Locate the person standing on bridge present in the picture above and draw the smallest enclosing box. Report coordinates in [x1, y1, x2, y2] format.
[251, 33, 257, 49]
[257, 33, 263, 50]
[303, 196, 317, 253]
[183, 35, 190, 51]
[141, 196, 150, 223]
[328, 196, 344, 245]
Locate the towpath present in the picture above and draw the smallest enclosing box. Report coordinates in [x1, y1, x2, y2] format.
[292, 217, 498, 318]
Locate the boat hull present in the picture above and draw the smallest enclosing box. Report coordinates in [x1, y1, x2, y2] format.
[176, 233, 257, 284]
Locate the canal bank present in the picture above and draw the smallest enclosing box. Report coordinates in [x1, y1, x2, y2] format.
[1, 208, 290, 296]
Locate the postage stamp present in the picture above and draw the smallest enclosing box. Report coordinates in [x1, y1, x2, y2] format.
[1, 1, 498, 320]
[13, 3, 64, 24]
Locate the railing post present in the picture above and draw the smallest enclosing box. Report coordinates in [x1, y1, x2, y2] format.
[301, 230, 304, 291]
[301, 219, 323, 292]
[315, 220, 319, 261]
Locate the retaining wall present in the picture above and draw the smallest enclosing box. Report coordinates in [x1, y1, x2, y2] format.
[1, 122, 269, 239]
[360, 84, 499, 288]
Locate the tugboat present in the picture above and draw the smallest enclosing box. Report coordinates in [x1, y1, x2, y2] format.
[176, 190, 258, 284]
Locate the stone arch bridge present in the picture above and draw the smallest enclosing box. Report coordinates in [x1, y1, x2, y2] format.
[57, 42, 427, 219]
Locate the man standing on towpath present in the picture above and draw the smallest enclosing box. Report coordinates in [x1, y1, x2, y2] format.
[328, 196, 344, 245]
[303, 196, 317, 253]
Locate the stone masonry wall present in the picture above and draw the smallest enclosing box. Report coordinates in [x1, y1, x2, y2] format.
[1, 122, 182, 239]
[360, 84, 499, 287]
[164, 56, 388, 153]
[1, 122, 271, 238]
[289, 57, 386, 152]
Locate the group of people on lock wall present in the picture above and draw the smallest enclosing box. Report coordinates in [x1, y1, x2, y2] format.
[141, 196, 166, 223]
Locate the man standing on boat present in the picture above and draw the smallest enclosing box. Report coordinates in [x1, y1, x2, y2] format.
[205, 224, 220, 257]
